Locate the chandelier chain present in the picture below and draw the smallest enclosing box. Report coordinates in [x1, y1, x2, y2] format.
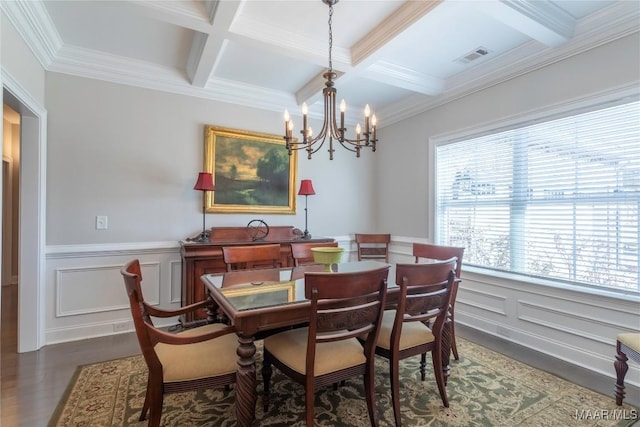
[328, 5, 333, 72]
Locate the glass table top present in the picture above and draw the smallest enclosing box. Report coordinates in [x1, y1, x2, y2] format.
[202, 261, 393, 312]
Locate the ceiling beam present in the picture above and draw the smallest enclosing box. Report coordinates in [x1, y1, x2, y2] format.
[127, 0, 213, 33]
[351, 0, 443, 68]
[479, 0, 576, 47]
[187, 1, 243, 87]
[295, 0, 443, 107]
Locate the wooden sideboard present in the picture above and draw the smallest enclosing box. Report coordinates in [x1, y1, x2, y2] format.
[180, 225, 334, 322]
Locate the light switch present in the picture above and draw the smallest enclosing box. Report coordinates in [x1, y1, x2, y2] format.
[96, 215, 108, 230]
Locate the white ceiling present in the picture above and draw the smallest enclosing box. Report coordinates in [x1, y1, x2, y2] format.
[3, 0, 639, 127]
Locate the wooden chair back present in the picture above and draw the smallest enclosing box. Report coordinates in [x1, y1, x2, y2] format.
[289, 263, 326, 281]
[305, 265, 390, 340]
[290, 241, 339, 266]
[412, 243, 464, 278]
[222, 268, 281, 287]
[412, 242, 465, 361]
[394, 259, 456, 335]
[222, 244, 282, 271]
[355, 233, 391, 262]
[121, 259, 160, 368]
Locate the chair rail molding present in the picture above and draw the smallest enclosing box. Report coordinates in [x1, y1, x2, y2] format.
[46, 241, 181, 259]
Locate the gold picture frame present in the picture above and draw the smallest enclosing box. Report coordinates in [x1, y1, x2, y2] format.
[221, 281, 296, 310]
[204, 125, 298, 214]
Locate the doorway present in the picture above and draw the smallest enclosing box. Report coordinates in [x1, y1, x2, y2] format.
[2, 105, 20, 351]
[2, 74, 47, 353]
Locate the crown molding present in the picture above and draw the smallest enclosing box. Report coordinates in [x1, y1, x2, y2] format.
[1, 0, 61, 68]
[366, 61, 444, 96]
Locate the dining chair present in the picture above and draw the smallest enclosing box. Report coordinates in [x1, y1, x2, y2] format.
[290, 241, 339, 266]
[290, 263, 327, 281]
[120, 259, 238, 427]
[221, 268, 281, 287]
[413, 243, 465, 360]
[262, 265, 391, 427]
[615, 332, 640, 405]
[373, 259, 456, 427]
[222, 243, 282, 271]
[355, 233, 391, 262]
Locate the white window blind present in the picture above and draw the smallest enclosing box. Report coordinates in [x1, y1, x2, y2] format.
[435, 99, 640, 294]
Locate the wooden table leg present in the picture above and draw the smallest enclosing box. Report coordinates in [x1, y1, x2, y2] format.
[235, 335, 257, 427]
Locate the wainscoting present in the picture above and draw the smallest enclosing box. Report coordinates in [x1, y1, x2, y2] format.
[42, 236, 639, 391]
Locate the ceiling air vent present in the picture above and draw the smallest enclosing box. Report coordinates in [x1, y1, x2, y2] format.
[456, 47, 490, 64]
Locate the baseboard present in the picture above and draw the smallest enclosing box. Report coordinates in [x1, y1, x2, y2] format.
[45, 317, 178, 345]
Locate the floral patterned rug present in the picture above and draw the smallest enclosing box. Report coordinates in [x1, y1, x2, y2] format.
[49, 338, 638, 426]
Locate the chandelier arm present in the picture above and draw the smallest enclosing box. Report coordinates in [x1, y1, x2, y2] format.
[305, 134, 331, 157]
[328, 93, 343, 141]
[302, 91, 331, 147]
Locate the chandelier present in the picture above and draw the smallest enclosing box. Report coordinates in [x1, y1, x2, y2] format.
[283, 0, 378, 160]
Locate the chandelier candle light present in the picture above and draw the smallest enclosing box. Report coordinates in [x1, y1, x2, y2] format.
[298, 179, 316, 239]
[192, 172, 215, 243]
[283, 0, 378, 160]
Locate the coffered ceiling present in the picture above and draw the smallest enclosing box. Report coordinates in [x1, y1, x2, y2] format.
[3, 0, 638, 126]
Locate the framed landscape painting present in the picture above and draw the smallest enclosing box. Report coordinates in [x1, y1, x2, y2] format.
[204, 125, 298, 214]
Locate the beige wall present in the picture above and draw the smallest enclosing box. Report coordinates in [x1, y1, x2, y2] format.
[1, 13, 46, 105]
[44, 73, 378, 245]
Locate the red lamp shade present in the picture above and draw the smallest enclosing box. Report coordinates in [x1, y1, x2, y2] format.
[193, 172, 215, 191]
[298, 179, 316, 196]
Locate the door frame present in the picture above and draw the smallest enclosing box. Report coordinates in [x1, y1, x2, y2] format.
[2, 69, 47, 352]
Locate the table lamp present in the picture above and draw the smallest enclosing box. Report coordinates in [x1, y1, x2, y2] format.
[193, 172, 215, 243]
[298, 179, 316, 239]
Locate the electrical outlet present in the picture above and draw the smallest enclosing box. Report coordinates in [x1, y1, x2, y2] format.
[113, 321, 128, 332]
[96, 215, 108, 230]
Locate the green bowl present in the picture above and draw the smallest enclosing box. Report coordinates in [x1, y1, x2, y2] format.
[311, 247, 344, 271]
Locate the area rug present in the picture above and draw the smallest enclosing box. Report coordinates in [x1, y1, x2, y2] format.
[49, 338, 638, 426]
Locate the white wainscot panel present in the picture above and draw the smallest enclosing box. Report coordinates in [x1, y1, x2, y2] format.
[456, 284, 508, 317]
[56, 262, 160, 317]
[517, 299, 623, 346]
[170, 259, 182, 304]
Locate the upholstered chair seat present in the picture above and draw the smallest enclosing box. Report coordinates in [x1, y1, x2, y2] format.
[264, 327, 366, 376]
[154, 323, 238, 382]
[615, 332, 640, 406]
[376, 310, 435, 352]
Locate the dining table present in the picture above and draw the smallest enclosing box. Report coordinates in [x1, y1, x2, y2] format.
[201, 260, 453, 427]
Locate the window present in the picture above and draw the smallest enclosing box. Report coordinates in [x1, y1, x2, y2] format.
[435, 99, 640, 294]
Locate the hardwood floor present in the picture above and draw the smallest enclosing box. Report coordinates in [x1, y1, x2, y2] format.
[1, 283, 638, 426]
[1, 284, 140, 426]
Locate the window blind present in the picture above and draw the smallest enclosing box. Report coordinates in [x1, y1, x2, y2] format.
[435, 99, 640, 294]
